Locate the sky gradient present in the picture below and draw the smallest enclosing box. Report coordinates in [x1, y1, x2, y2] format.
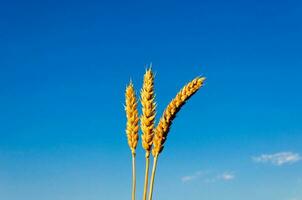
[0, 0, 302, 200]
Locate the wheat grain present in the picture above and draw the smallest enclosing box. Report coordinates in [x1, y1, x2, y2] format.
[140, 68, 156, 157]
[152, 77, 206, 156]
[125, 81, 139, 154]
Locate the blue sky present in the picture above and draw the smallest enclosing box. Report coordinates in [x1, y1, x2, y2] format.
[0, 0, 302, 200]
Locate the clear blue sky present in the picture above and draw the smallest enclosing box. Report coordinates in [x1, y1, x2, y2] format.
[0, 0, 302, 200]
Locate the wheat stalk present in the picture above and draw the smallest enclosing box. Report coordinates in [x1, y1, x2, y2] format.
[125, 81, 139, 200]
[140, 68, 156, 200]
[148, 77, 206, 200]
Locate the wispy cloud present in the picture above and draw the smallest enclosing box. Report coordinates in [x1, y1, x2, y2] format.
[181, 170, 208, 182]
[219, 172, 235, 181]
[253, 152, 301, 166]
[288, 198, 299, 200]
[181, 170, 235, 183]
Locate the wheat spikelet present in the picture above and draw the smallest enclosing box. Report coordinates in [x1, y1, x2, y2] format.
[125, 81, 139, 155]
[152, 77, 206, 156]
[140, 68, 156, 157]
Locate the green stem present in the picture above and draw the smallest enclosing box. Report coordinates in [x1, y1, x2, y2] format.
[143, 153, 150, 200]
[148, 155, 158, 200]
[132, 153, 136, 200]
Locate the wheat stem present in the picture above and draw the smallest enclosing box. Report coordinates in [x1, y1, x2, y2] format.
[131, 153, 136, 200]
[148, 155, 158, 200]
[143, 153, 150, 200]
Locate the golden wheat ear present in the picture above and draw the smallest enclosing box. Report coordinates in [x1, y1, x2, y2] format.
[125, 81, 139, 153]
[148, 76, 206, 200]
[125, 81, 139, 200]
[152, 77, 205, 156]
[141, 67, 156, 156]
[140, 67, 156, 200]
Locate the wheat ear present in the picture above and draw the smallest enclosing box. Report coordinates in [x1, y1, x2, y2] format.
[148, 77, 206, 200]
[125, 81, 139, 200]
[140, 68, 156, 200]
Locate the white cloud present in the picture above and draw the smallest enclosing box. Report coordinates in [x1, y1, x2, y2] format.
[181, 170, 235, 183]
[181, 175, 196, 182]
[288, 198, 299, 200]
[253, 152, 301, 166]
[181, 170, 208, 183]
[219, 172, 235, 181]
